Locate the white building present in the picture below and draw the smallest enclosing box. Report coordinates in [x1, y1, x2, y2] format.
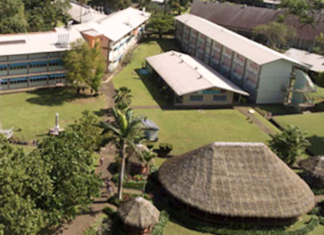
[0, 27, 83, 93]
[175, 14, 316, 108]
[73, 7, 150, 72]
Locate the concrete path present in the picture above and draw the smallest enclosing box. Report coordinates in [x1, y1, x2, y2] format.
[234, 106, 276, 136]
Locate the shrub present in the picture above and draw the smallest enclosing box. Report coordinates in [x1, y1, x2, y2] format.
[103, 206, 115, 216]
[151, 211, 169, 235]
[146, 143, 154, 149]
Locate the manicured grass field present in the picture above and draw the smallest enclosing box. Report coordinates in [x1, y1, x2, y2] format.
[137, 109, 270, 157]
[0, 88, 106, 142]
[273, 112, 324, 156]
[113, 39, 179, 107]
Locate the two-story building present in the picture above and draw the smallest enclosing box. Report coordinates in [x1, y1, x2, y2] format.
[73, 7, 150, 72]
[0, 27, 83, 93]
[174, 13, 316, 108]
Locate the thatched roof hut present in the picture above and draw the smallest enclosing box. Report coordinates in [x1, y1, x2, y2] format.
[118, 197, 160, 235]
[159, 142, 315, 226]
[299, 156, 324, 187]
[127, 144, 150, 175]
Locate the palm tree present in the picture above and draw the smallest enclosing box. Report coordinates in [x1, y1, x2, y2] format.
[99, 108, 145, 199]
[113, 87, 133, 111]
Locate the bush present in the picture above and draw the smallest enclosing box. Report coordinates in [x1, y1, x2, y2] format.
[103, 206, 115, 216]
[111, 173, 147, 190]
[146, 143, 154, 149]
[151, 211, 169, 235]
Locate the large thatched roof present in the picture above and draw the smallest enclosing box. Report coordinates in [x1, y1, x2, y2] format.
[159, 142, 315, 219]
[299, 156, 324, 179]
[117, 197, 160, 229]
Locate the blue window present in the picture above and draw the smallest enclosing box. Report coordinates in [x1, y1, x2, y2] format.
[213, 95, 227, 101]
[9, 77, 28, 84]
[0, 79, 8, 84]
[190, 95, 203, 102]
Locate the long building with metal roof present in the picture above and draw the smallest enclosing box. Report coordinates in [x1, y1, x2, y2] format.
[175, 13, 316, 108]
[0, 27, 83, 93]
[146, 51, 248, 106]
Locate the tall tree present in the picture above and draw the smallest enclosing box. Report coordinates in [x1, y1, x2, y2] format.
[113, 87, 133, 111]
[254, 22, 296, 49]
[147, 13, 175, 38]
[24, 0, 71, 32]
[269, 125, 310, 166]
[0, 0, 28, 34]
[33, 129, 102, 225]
[99, 108, 145, 199]
[0, 135, 51, 235]
[63, 40, 105, 95]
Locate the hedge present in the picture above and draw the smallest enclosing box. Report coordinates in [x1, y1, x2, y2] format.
[111, 173, 147, 190]
[151, 211, 169, 235]
[169, 209, 319, 235]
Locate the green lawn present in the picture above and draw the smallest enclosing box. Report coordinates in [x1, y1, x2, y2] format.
[113, 39, 179, 107]
[137, 108, 271, 166]
[273, 112, 324, 155]
[0, 88, 106, 142]
[165, 221, 212, 235]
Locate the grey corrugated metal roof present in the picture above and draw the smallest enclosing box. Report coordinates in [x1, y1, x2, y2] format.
[73, 7, 150, 42]
[0, 28, 83, 57]
[176, 14, 302, 66]
[142, 119, 159, 130]
[285, 48, 324, 73]
[146, 51, 249, 96]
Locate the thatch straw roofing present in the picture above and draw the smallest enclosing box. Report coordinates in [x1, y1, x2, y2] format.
[159, 142, 315, 219]
[299, 156, 324, 179]
[118, 197, 160, 229]
[128, 144, 149, 164]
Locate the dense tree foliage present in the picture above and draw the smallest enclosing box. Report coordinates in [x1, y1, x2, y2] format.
[269, 126, 310, 166]
[0, 0, 28, 34]
[113, 87, 133, 111]
[99, 108, 145, 199]
[63, 40, 105, 95]
[148, 13, 175, 38]
[0, 111, 102, 234]
[0, 135, 50, 235]
[254, 22, 296, 49]
[0, 0, 70, 34]
[90, 0, 131, 12]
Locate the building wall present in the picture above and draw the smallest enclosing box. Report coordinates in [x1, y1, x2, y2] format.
[0, 51, 67, 93]
[178, 89, 234, 106]
[107, 24, 146, 72]
[256, 59, 294, 104]
[175, 20, 298, 104]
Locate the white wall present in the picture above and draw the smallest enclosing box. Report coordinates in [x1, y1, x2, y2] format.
[256, 59, 294, 104]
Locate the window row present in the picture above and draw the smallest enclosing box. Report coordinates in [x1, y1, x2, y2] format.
[0, 61, 64, 70]
[189, 95, 227, 102]
[1, 76, 65, 85]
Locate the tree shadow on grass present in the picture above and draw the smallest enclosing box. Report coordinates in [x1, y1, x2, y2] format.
[307, 135, 324, 156]
[135, 69, 173, 109]
[26, 87, 93, 106]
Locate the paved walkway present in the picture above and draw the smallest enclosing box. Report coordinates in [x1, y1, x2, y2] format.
[234, 106, 276, 136]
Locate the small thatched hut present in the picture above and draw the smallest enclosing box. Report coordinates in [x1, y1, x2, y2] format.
[118, 197, 160, 235]
[159, 142, 315, 226]
[299, 156, 324, 188]
[127, 144, 150, 175]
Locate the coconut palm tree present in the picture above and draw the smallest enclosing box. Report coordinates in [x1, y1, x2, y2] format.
[99, 108, 145, 199]
[113, 87, 133, 111]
